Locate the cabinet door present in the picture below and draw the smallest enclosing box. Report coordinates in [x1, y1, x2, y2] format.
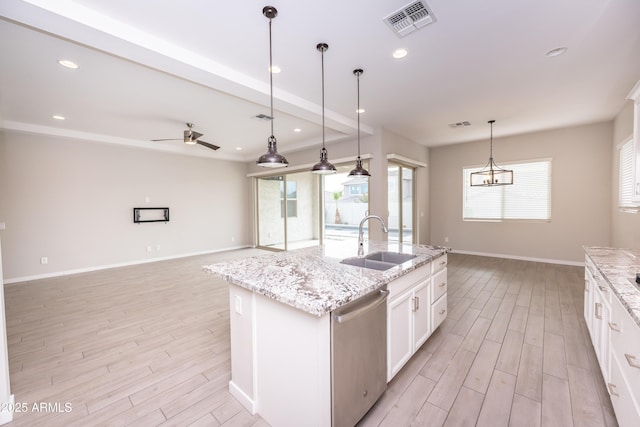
[387, 290, 414, 382]
[413, 280, 431, 349]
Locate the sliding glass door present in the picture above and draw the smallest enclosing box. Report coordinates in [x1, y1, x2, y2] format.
[388, 163, 415, 244]
[256, 171, 320, 250]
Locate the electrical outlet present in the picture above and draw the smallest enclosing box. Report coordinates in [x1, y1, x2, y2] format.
[231, 236, 235, 242]
[444, 237, 449, 243]
[146, 245, 152, 252]
[40, 257, 48, 265]
[0, 222, 6, 230]
[156, 244, 161, 251]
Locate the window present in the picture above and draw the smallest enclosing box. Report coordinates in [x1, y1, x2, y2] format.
[280, 181, 297, 218]
[463, 159, 551, 221]
[619, 138, 636, 209]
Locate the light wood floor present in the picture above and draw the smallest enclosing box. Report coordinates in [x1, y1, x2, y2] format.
[3, 251, 617, 426]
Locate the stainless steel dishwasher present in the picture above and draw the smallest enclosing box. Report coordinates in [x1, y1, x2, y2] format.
[331, 288, 389, 427]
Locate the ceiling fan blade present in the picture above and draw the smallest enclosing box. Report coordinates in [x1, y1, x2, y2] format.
[196, 140, 220, 151]
[191, 131, 203, 140]
[151, 138, 181, 142]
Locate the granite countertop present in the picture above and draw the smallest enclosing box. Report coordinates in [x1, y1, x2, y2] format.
[203, 240, 448, 317]
[584, 247, 640, 328]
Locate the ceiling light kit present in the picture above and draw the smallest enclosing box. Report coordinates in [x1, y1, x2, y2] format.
[470, 120, 513, 186]
[393, 48, 408, 59]
[348, 69, 371, 178]
[256, 6, 289, 168]
[311, 43, 337, 175]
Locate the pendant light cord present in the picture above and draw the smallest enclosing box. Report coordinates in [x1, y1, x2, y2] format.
[268, 17, 274, 139]
[321, 48, 325, 149]
[488, 119, 495, 162]
[356, 71, 361, 159]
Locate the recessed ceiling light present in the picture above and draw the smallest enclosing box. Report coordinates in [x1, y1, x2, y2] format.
[269, 65, 281, 74]
[52, 115, 65, 120]
[58, 59, 79, 69]
[293, 128, 301, 133]
[356, 108, 365, 114]
[235, 147, 243, 151]
[393, 48, 408, 59]
[545, 47, 567, 57]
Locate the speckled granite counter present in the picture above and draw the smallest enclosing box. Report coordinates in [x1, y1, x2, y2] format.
[203, 241, 448, 317]
[584, 247, 640, 328]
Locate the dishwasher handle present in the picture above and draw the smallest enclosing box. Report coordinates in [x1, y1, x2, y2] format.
[334, 289, 389, 324]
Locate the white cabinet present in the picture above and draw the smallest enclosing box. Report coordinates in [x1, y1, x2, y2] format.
[387, 254, 447, 381]
[584, 254, 640, 427]
[585, 257, 611, 381]
[608, 289, 640, 427]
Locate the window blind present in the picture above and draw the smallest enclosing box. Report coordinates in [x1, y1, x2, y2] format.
[619, 139, 634, 207]
[463, 159, 551, 221]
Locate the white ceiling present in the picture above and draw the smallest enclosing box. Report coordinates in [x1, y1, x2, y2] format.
[1, 0, 639, 162]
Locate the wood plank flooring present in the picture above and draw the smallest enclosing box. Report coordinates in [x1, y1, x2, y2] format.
[2, 251, 617, 426]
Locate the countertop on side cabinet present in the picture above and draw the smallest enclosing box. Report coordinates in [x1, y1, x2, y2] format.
[203, 241, 448, 317]
[584, 246, 640, 327]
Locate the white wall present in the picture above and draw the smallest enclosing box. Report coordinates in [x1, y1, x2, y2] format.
[0, 130, 251, 281]
[430, 122, 612, 264]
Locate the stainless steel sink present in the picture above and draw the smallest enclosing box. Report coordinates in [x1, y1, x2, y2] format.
[340, 251, 417, 271]
[365, 251, 417, 264]
[340, 257, 396, 271]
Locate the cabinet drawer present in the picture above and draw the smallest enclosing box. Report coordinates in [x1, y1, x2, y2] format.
[431, 294, 447, 332]
[432, 254, 447, 274]
[609, 351, 640, 427]
[432, 268, 447, 302]
[610, 294, 640, 403]
[388, 264, 431, 299]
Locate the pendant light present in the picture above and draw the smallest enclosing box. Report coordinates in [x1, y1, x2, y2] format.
[470, 120, 513, 186]
[256, 6, 289, 168]
[311, 43, 337, 175]
[348, 69, 371, 177]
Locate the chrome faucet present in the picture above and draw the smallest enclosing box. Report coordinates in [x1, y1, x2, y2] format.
[358, 215, 389, 256]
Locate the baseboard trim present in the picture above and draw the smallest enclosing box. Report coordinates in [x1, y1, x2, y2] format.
[450, 249, 584, 267]
[229, 380, 256, 415]
[3, 245, 252, 284]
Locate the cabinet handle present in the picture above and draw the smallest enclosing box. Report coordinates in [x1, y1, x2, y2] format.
[412, 297, 417, 312]
[608, 322, 620, 332]
[439, 282, 446, 288]
[439, 308, 446, 315]
[625, 354, 640, 369]
[598, 285, 607, 293]
[439, 261, 447, 266]
[607, 383, 619, 397]
[415, 296, 420, 310]
[594, 303, 602, 319]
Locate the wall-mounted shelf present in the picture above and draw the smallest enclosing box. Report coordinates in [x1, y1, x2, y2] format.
[133, 207, 169, 223]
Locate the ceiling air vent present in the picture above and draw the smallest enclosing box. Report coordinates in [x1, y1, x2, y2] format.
[252, 113, 273, 121]
[449, 121, 471, 129]
[383, 1, 437, 38]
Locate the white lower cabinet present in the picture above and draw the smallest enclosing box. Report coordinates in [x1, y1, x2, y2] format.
[387, 255, 447, 382]
[585, 254, 640, 427]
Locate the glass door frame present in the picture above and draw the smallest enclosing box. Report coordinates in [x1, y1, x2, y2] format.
[388, 161, 417, 244]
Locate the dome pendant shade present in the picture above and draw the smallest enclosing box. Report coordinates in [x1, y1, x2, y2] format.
[256, 6, 288, 168]
[311, 42, 336, 175]
[348, 157, 370, 177]
[348, 68, 370, 178]
[470, 120, 513, 186]
[257, 135, 289, 167]
[311, 147, 337, 174]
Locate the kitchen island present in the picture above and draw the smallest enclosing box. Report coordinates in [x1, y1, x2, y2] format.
[204, 240, 448, 427]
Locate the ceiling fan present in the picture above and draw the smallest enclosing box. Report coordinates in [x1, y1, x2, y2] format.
[151, 123, 220, 151]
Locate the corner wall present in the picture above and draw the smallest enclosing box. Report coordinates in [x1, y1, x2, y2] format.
[430, 122, 612, 264]
[0, 130, 252, 281]
[611, 101, 640, 248]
